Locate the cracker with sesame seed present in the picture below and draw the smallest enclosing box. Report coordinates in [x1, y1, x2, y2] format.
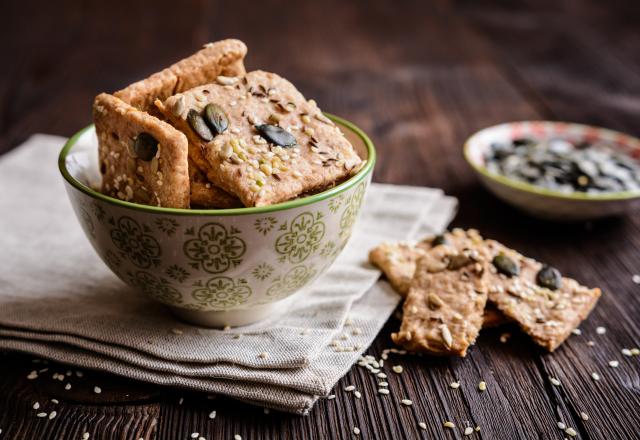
[93, 93, 190, 208]
[156, 70, 363, 207]
[481, 239, 601, 351]
[391, 229, 490, 356]
[188, 159, 242, 208]
[369, 230, 511, 328]
[114, 39, 248, 114]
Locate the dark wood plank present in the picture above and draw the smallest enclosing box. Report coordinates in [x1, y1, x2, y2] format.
[1, 0, 639, 439]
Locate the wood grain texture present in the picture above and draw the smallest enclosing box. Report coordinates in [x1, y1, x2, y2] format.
[1, 0, 639, 438]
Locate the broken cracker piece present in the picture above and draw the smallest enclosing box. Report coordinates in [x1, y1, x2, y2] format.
[482, 240, 601, 351]
[392, 231, 489, 356]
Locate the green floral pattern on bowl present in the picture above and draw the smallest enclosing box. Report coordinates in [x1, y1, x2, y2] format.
[59, 115, 376, 320]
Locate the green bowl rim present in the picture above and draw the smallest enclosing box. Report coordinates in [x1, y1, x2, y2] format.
[59, 113, 376, 216]
[463, 120, 640, 202]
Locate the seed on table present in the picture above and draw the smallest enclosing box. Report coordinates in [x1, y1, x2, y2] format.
[591, 372, 601, 381]
[418, 422, 427, 430]
[633, 274, 640, 284]
[209, 410, 216, 419]
[609, 360, 619, 368]
[478, 381, 487, 391]
[450, 381, 460, 389]
[596, 326, 606, 335]
[354, 391, 362, 399]
[580, 412, 589, 421]
[327, 394, 336, 400]
[82, 433, 90, 440]
[27, 370, 38, 380]
[234, 435, 242, 440]
[622, 348, 632, 356]
[353, 427, 360, 435]
[571, 328, 582, 335]
[632, 348, 640, 355]
[36, 412, 47, 418]
[549, 377, 561, 386]
[65, 383, 71, 390]
[190, 433, 199, 439]
[93, 386, 102, 394]
[565, 427, 577, 437]
[392, 365, 403, 374]
[443, 421, 456, 429]
[378, 373, 387, 379]
[378, 389, 390, 395]
[33, 402, 40, 410]
[401, 399, 413, 406]
[464, 426, 474, 435]
[557, 421, 566, 430]
[344, 385, 356, 392]
[48, 411, 57, 419]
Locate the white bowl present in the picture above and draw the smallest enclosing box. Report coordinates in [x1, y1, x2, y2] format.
[59, 114, 375, 327]
[464, 121, 640, 221]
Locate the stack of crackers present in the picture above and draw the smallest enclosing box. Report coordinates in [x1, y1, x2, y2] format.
[93, 39, 363, 209]
[370, 229, 601, 356]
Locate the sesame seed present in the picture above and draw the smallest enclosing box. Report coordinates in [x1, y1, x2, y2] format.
[234, 435, 242, 440]
[464, 426, 474, 435]
[191, 433, 199, 439]
[622, 348, 632, 356]
[587, 341, 596, 346]
[632, 274, 640, 284]
[557, 421, 566, 430]
[93, 386, 102, 394]
[27, 370, 38, 380]
[344, 385, 356, 392]
[378, 389, 389, 395]
[450, 381, 460, 389]
[36, 412, 47, 418]
[82, 433, 90, 440]
[596, 326, 606, 335]
[379, 382, 388, 387]
[33, 402, 40, 410]
[65, 383, 71, 390]
[392, 365, 403, 374]
[571, 328, 582, 335]
[550, 377, 561, 386]
[565, 427, 577, 437]
[51, 399, 58, 404]
[443, 421, 456, 429]
[478, 381, 487, 391]
[209, 410, 216, 419]
[178, 397, 184, 405]
[353, 427, 360, 435]
[170, 328, 183, 335]
[580, 412, 589, 421]
[591, 372, 601, 381]
[418, 422, 427, 430]
[401, 399, 413, 406]
[49, 411, 57, 420]
[327, 394, 336, 400]
[609, 360, 619, 368]
[258, 352, 269, 359]
[354, 391, 362, 399]
[631, 348, 640, 355]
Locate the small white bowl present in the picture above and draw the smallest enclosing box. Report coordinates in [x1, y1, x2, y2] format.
[59, 114, 375, 327]
[464, 121, 640, 221]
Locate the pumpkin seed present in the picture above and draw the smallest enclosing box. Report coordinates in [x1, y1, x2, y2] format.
[432, 234, 448, 247]
[448, 254, 472, 270]
[536, 265, 562, 290]
[204, 104, 229, 135]
[133, 132, 158, 161]
[188, 110, 213, 141]
[256, 124, 297, 147]
[492, 253, 519, 277]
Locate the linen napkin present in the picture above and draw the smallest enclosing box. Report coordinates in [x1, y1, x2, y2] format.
[0, 134, 457, 414]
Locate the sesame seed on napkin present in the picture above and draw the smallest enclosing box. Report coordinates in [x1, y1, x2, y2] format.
[0, 134, 457, 414]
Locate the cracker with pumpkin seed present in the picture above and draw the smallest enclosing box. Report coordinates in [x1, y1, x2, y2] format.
[481, 239, 601, 351]
[189, 159, 242, 209]
[156, 70, 363, 207]
[93, 93, 190, 208]
[391, 229, 490, 357]
[114, 39, 248, 113]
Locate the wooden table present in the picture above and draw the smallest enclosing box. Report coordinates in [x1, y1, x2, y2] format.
[1, 0, 639, 438]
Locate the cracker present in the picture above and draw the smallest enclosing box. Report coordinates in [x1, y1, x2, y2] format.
[482, 239, 601, 351]
[391, 230, 489, 357]
[93, 93, 189, 208]
[368, 241, 430, 296]
[157, 70, 363, 207]
[115, 39, 247, 113]
[189, 160, 242, 209]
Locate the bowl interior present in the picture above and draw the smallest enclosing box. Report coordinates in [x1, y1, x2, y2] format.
[61, 114, 375, 215]
[464, 121, 640, 201]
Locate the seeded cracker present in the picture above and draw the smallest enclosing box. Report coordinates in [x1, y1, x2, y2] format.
[157, 70, 363, 207]
[369, 231, 510, 327]
[93, 93, 189, 208]
[114, 39, 248, 114]
[391, 229, 489, 356]
[482, 239, 601, 351]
